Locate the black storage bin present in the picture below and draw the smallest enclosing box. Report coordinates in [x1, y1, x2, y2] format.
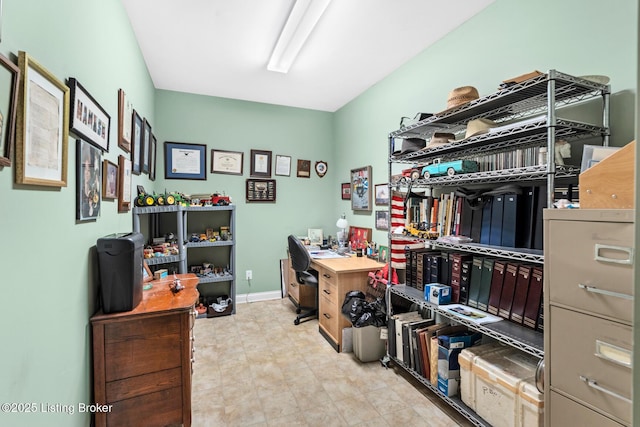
[96, 232, 144, 313]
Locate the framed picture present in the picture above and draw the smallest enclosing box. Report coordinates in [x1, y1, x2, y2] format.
[102, 159, 118, 200]
[76, 139, 101, 221]
[375, 210, 389, 230]
[141, 118, 151, 174]
[117, 88, 132, 153]
[131, 110, 142, 175]
[351, 165, 372, 211]
[348, 226, 372, 248]
[117, 154, 131, 213]
[211, 149, 243, 175]
[246, 178, 276, 202]
[149, 133, 157, 181]
[15, 51, 70, 187]
[275, 154, 291, 176]
[0, 52, 19, 167]
[165, 141, 206, 180]
[297, 159, 310, 178]
[341, 182, 351, 200]
[307, 228, 323, 245]
[143, 260, 153, 283]
[68, 77, 110, 152]
[375, 183, 390, 205]
[378, 245, 389, 263]
[250, 149, 272, 177]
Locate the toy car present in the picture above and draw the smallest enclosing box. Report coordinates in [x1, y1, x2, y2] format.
[211, 193, 231, 205]
[400, 166, 423, 182]
[421, 158, 478, 179]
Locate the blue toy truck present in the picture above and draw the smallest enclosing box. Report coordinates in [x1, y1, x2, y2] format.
[421, 158, 479, 178]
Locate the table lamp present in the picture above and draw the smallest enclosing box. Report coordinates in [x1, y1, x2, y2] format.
[336, 214, 349, 254]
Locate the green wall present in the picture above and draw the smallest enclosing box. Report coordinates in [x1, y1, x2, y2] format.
[0, 0, 636, 426]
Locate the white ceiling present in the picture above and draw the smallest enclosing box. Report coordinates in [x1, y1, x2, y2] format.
[122, 0, 494, 112]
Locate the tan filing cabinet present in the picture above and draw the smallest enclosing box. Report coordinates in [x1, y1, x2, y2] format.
[544, 209, 633, 426]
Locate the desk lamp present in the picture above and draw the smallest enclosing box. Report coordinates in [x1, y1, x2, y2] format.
[336, 214, 349, 254]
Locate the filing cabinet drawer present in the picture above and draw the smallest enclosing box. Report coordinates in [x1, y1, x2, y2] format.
[549, 306, 631, 424]
[550, 391, 624, 427]
[319, 293, 339, 343]
[547, 219, 633, 323]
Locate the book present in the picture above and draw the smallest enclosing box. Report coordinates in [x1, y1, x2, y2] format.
[477, 258, 495, 312]
[523, 266, 543, 329]
[405, 318, 434, 369]
[394, 311, 423, 359]
[498, 263, 519, 319]
[467, 257, 484, 308]
[487, 260, 506, 315]
[510, 265, 532, 324]
[489, 195, 504, 246]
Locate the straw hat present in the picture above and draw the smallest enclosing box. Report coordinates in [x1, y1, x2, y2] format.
[463, 118, 496, 139]
[445, 86, 479, 111]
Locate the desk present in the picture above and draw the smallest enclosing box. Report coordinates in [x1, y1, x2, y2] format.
[311, 256, 385, 352]
[91, 274, 199, 427]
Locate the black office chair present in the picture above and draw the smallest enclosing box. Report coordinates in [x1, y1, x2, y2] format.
[288, 235, 318, 325]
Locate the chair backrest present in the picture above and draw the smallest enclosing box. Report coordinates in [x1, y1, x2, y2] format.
[288, 235, 311, 273]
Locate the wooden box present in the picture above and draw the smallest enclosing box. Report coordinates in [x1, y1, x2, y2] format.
[579, 140, 635, 209]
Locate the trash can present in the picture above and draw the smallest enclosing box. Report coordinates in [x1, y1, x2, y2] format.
[353, 325, 386, 362]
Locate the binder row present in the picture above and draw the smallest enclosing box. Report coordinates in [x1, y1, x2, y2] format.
[405, 249, 543, 332]
[472, 146, 541, 172]
[406, 186, 548, 249]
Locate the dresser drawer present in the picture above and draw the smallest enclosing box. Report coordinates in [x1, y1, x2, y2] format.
[549, 391, 624, 427]
[318, 270, 338, 305]
[319, 293, 339, 343]
[546, 219, 633, 322]
[549, 306, 631, 424]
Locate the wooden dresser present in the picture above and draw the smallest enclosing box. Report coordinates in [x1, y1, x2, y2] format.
[91, 274, 199, 427]
[311, 256, 384, 352]
[544, 209, 633, 426]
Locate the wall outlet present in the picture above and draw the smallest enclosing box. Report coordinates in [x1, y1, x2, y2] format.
[245, 270, 252, 280]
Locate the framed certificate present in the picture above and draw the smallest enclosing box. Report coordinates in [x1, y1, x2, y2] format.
[211, 149, 243, 175]
[164, 141, 206, 180]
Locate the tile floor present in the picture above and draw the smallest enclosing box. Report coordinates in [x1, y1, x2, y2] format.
[191, 298, 472, 426]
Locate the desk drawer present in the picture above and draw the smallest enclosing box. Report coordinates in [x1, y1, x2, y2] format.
[549, 306, 631, 424]
[550, 391, 624, 427]
[319, 293, 339, 343]
[546, 220, 633, 323]
[319, 272, 338, 305]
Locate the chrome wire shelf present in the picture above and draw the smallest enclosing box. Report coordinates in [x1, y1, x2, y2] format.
[390, 285, 544, 358]
[390, 118, 606, 164]
[389, 70, 609, 139]
[388, 355, 491, 427]
[392, 164, 579, 188]
[429, 241, 544, 264]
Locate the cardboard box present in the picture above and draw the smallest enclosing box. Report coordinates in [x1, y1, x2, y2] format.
[437, 331, 482, 396]
[425, 284, 452, 305]
[153, 269, 168, 280]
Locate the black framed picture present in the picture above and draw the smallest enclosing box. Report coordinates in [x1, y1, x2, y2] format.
[250, 149, 272, 178]
[0, 52, 19, 167]
[77, 139, 101, 221]
[102, 159, 118, 200]
[165, 141, 207, 180]
[149, 133, 157, 181]
[375, 210, 389, 230]
[246, 179, 276, 202]
[141, 118, 151, 174]
[68, 78, 110, 152]
[131, 110, 143, 175]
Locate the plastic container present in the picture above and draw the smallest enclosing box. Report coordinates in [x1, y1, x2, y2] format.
[471, 351, 538, 427]
[518, 377, 544, 427]
[458, 343, 514, 411]
[353, 325, 386, 362]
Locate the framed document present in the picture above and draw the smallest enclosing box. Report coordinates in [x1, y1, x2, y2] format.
[211, 149, 243, 175]
[149, 133, 157, 181]
[117, 88, 132, 153]
[68, 77, 110, 152]
[275, 154, 291, 176]
[117, 154, 131, 212]
[250, 149, 272, 177]
[165, 141, 206, 180]
[15, 51, 70, 187]
[130, 110, 142, 175]
[141, 118, 151, 174]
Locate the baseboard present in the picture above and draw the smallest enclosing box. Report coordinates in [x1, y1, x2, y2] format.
[236, 290, 282, 304]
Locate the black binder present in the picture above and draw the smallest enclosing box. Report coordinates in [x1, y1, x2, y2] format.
[489, 195, 504, 246]
[460, 199, 473, 238]
[467, 257, 484, 308]
[477, 258, 495, 311]
[480, 197, 493, 245]
[470, 198, 484, 243]
[501, 193, 521, 248]
[520, 187, 536, 249]
[532, 186, 547, 250]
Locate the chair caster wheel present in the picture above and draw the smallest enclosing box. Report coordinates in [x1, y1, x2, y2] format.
[294, 318, 300, 325]
[295, 308, 302, 314]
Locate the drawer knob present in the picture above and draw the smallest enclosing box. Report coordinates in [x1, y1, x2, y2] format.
[579, 375, 631, 403]
[578, 284, 633, 301]
[323, 313, 331, 319]
[323, 274, 331, 279]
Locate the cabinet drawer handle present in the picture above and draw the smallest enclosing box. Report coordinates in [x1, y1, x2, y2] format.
[323, 274, 331, 279]
[323, 313, 331, 319]
[579, 375, 631, 403]
[594, 244, 634, 265]
[323, 289, 331, 295]
[595, 340, 632, 368]
[578, 284, 633, 300]
[290, 282, 298, 288]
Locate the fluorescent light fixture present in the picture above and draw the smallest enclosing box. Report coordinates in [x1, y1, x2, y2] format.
[267, 0, 331, 73]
